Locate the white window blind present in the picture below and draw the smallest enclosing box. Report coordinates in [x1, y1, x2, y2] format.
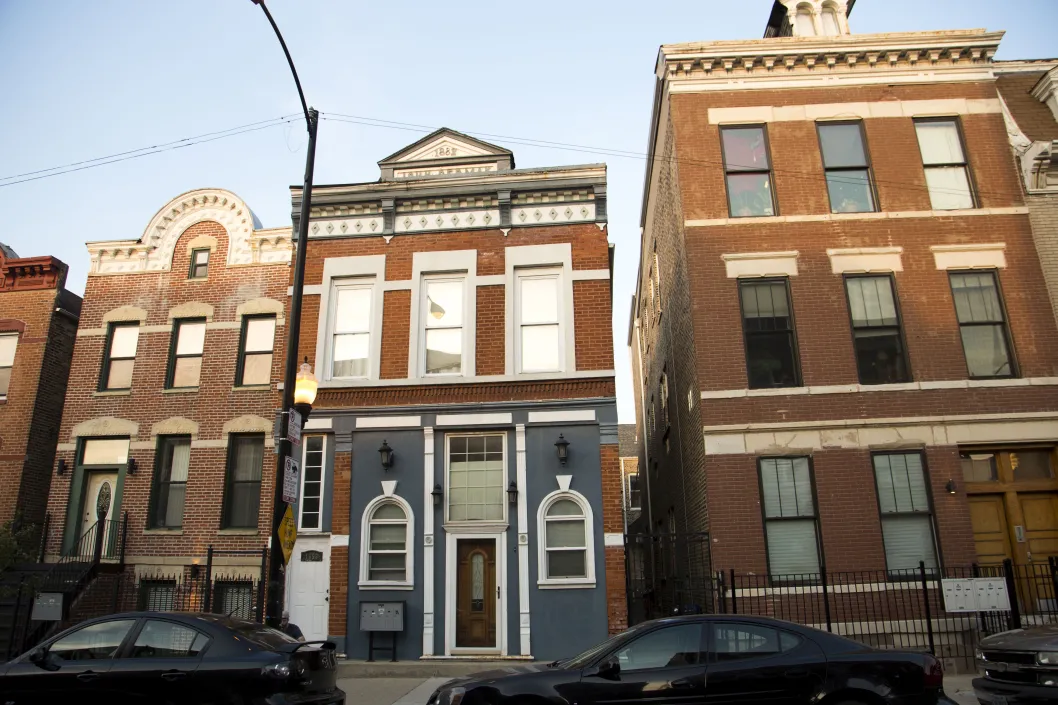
[760, 457, 820, 577]
[0, 333, 17, 398]
[331, 283, 372, 379]
[423, 278, 464, 375]
[915, 120, 974, 210]
[517, 271, 562, 373]
[873, 453, 938, 572]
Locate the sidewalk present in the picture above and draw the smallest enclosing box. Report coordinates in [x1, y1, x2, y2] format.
[335, 673, 980, 705]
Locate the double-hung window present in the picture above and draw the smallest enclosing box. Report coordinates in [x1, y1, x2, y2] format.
[516, 269, 562, 373]
[626, 472, 641, 510]
[150, 436, 190, 529]
[915, 118, 976, 210]
[817, 121, 876, 213]
[872, 452, 938, 574]
[221, 434, 264, 529]
[845, 275, 910, 385]
[189, 249, 209, 279]
[740, 279, 801, 389]
[541, 496, 590, 581]
[422, 277, 464, 376]
[365, 500, 409, 583]
[721, 125, 776, 217]
[0, 332, 17, 398]
[949, 271, 1015, 379]
[167, 319, 206, 389]
[299, 435, 325, 531]
[759, 457, 821, 579]
[330, 281, 372, 379]
[101, 323, 139, 391]
[236, 315, 276, 386]
[447, 434, 505, 523]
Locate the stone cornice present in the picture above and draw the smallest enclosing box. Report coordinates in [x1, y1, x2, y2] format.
[0, 255, 67, 292]
[657, 29, 1003, 88]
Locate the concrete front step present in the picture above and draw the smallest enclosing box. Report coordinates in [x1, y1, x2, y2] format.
[338, 659, 538, 679]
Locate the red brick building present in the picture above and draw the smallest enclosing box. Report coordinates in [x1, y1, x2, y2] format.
[283, 128, 622, 659]
[631, 0, 1058, 589]
[42, 189, 291, 607]
[0, 245, 81, 533]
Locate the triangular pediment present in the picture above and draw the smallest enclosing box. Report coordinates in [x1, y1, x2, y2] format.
[378, 128, 513, 169]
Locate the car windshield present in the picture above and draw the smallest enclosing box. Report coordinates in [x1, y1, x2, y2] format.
[561, 624, 645, 669]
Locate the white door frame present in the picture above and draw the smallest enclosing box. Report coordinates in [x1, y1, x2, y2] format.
[445, 531, 507, 656]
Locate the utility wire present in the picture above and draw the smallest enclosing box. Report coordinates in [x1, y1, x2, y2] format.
[0, 114, 302, 188]
[319, 112, 1024, 203]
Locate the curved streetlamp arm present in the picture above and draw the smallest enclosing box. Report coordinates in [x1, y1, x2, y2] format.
[251, 0, 311, 130]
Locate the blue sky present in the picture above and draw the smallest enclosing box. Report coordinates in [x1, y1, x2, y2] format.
[1, 0, 1055, 421]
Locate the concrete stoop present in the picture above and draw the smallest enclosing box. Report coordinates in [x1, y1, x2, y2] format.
[338, 659, 537, 679]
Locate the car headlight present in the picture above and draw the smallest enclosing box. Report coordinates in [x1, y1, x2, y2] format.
[1041, 676, 1058, 687]
[438, 686, 466, 705]
[976, 650, 985, 662]
[1037, 652, 1058, 665]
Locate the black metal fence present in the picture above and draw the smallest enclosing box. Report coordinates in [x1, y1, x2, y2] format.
[626, 533, 1058, 673]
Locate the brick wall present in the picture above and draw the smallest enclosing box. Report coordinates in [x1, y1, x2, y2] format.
[328, 451, 351, 637]
[600, 443, 627, 633]
[45, 220, 287, 564]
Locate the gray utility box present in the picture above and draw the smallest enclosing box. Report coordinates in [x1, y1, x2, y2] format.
[360, 602, 404, 632]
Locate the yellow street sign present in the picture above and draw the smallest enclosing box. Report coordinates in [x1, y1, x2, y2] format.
[278, 504, 296, 565]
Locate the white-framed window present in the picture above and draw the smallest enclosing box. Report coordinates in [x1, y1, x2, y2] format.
[299, 435, 326, 531]
[537, 490, 596, 588]
[820, 3, 841, 35]
[515, 268, 563, 373]
[421, 276, 465, 376]
[0, 332, 18, 399]
[446, 434, 506, 524]
[328, 279, 373, 380]
[359, 494, 414, 590]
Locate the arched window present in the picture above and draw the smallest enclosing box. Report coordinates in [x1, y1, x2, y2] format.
[794, 6, 816, 36]
[537, 491, 596, 588]
[821, 4, 841, 35]
[359, 495, 414, 589]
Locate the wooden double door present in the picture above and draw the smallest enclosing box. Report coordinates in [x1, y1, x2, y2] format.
[969, 493, 1058, 566]
[455, 539, 497, 649]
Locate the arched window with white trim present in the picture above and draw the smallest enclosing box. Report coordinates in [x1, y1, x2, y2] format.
[359, 495, 414, 589]
[537, 491, 596, 588]
[794, 5, 816, 36]
[821, 3, 841, 35]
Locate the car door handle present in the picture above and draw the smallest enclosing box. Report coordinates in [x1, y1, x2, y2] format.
[785, 668, 809, 678]
[161, 671, 187, 681]
[77, 671, 100, 682]
[669, 677, 696, 689]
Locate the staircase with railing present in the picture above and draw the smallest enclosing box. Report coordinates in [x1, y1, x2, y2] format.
[0, 512, 128, 659]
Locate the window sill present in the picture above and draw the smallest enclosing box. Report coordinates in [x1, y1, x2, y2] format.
[537, 581, 596, 590]
[163, 387, 200, 394]
[93, 389, 131, 397]
[232, 385, 271, 392]
[217, 528, 259, 536]
[358, 582, 414, 591]
[143, 528, 183, 535]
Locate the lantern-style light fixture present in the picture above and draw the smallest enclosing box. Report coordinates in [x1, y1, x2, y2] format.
[293, 357, 318, 420]
[945, 479, 957, 495]
[379, 440, 394, 470]
[127, 458, 138, 475]
[432, 484, 444, 507]
[554, 434, 570, 466]
[507, 480, 519, 505]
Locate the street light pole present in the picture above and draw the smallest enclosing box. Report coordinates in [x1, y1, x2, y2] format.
[251, 0, 318, 628]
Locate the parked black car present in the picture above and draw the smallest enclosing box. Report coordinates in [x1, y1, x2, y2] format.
[429, 615, 954, 705]
[974, 624, 1058, 704]
[0, 612, 345, 705]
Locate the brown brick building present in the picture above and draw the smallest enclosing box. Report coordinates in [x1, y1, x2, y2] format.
[0, 245, 81, 533]
[42, 189, 291, 603]
[631, 0, 1058, 590]
[283, 128, 621, 659]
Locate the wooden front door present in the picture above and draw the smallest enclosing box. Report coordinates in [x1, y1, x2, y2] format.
[968, 495, 1013, 566]
[456, 539, 496, 649]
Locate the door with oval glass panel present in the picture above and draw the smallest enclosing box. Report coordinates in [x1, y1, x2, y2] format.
[456, 539, 496, 649]
[82, 472, 118, 557]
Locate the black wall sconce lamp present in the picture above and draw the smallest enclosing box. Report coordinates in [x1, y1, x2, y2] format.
[554, 434, 570, 466]
[945, 479, 957, 494]
[127, 458, 138, 476]
[432, 484, 444, 507]
[379, 440, 394, 470]
[507, 480, 519, 505]
[189, 563, 200, 579]
[56, 459, 66, 476]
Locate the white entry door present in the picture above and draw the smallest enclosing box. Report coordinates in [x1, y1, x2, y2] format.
[287, 537, 330, 642]
[82, 472, 118, 548]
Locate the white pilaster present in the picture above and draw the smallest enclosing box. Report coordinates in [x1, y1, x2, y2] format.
[423, 426, 435, 655]
[516, 424, 531, 655]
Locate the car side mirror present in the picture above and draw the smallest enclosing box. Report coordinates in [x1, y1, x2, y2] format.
[595, 657, 621, 680]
